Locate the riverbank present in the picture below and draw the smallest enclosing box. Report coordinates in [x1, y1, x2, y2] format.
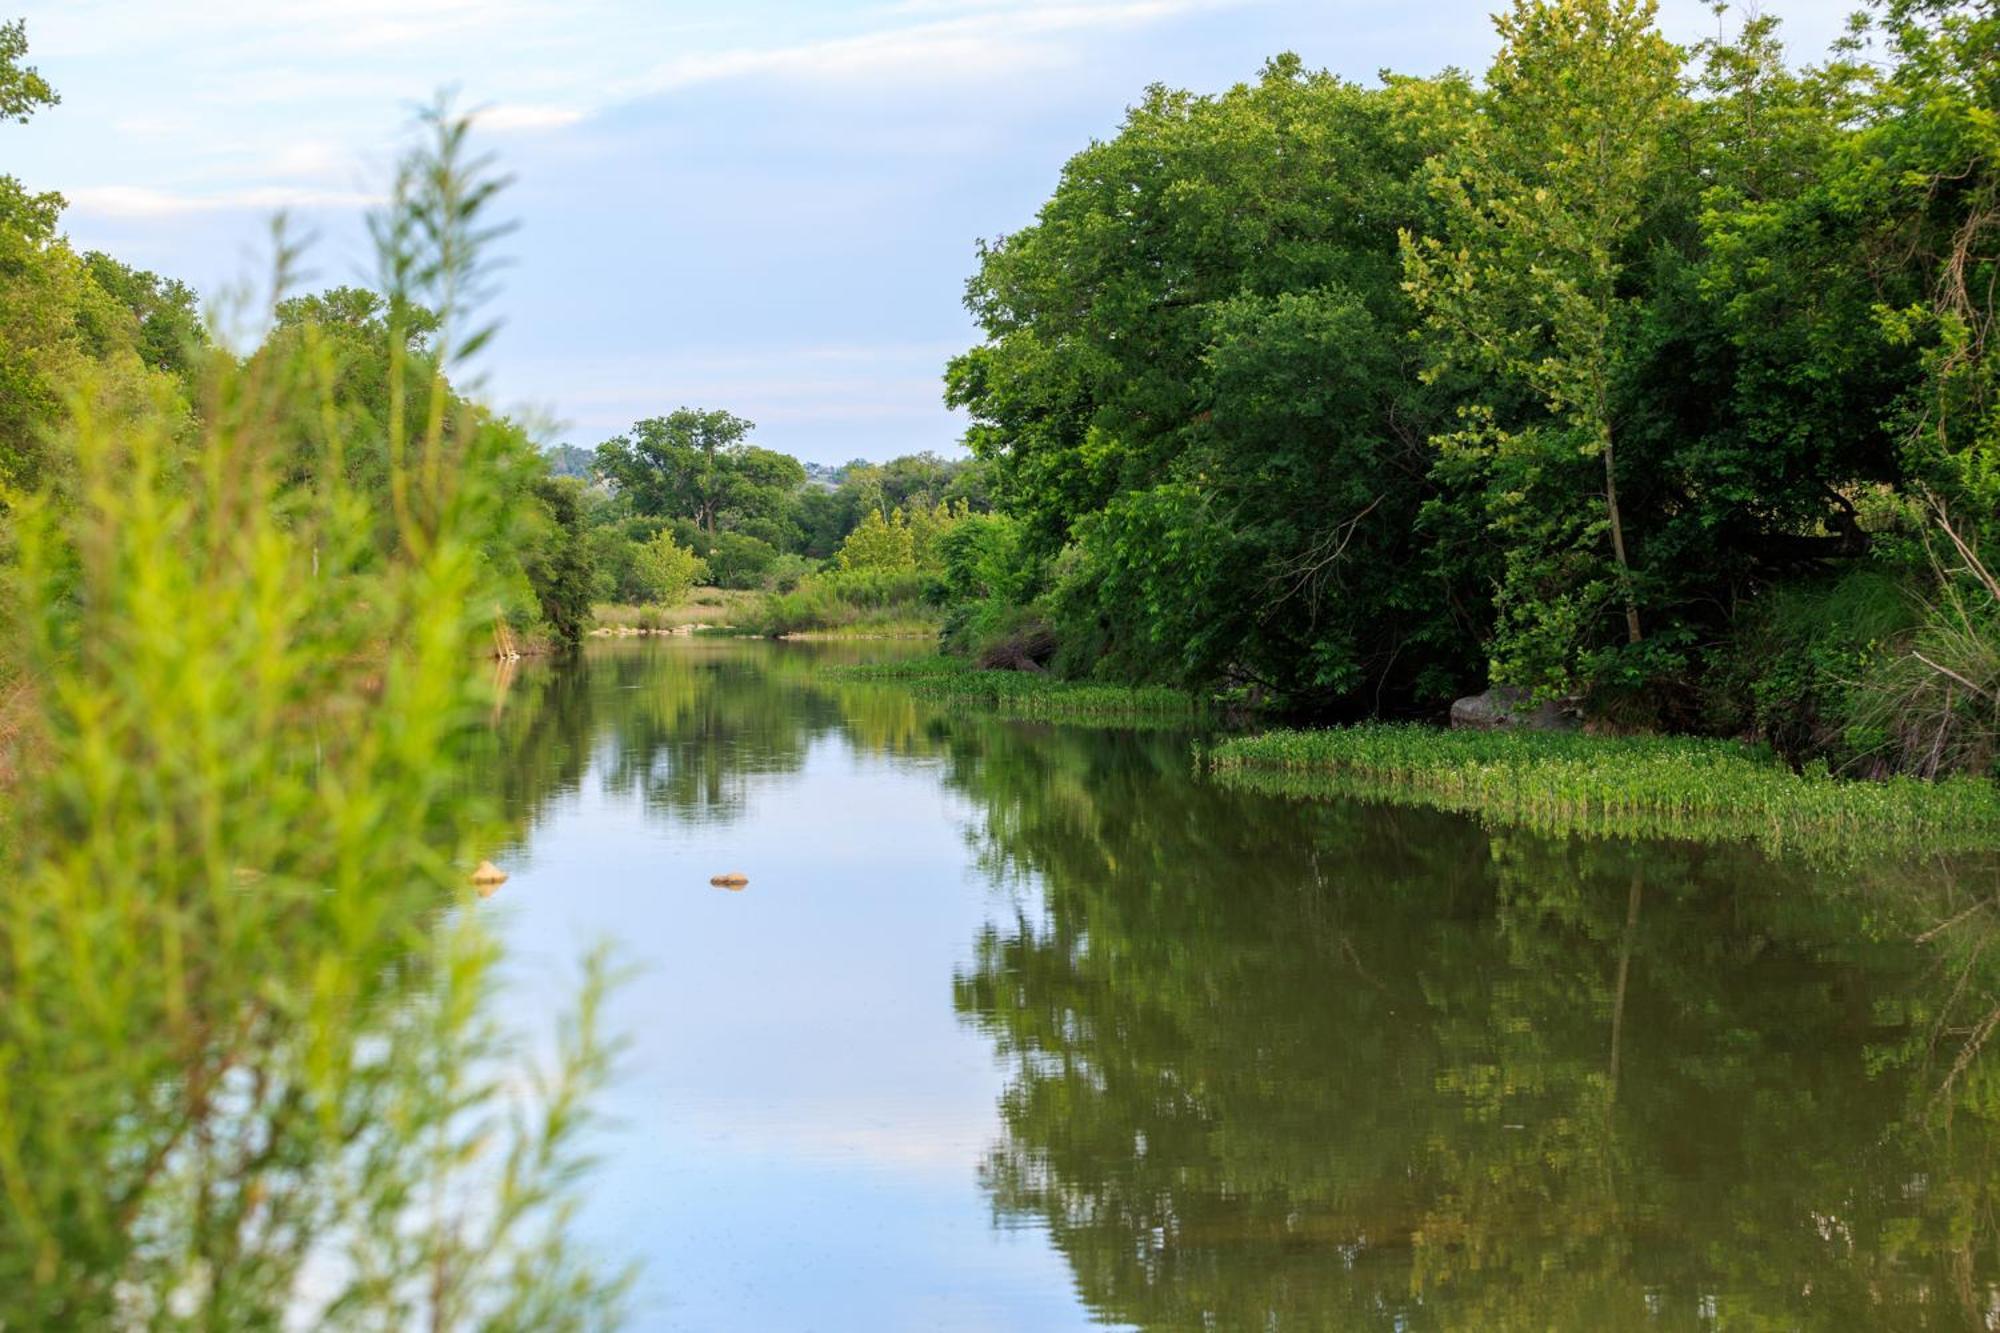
[827, 657, 1198, 723]
[589, 588, 760, 636]
[1208, 724, 2000, 858]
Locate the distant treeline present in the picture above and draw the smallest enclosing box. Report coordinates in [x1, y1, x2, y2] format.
[556, 410, 991, 608]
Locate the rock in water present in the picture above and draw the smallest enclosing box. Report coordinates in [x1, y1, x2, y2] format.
[1449, 686, 1577, 732]
[710, 872, 750, 889]
[471, 860, 509, 897]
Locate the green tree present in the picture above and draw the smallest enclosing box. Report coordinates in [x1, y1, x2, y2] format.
[1402, 0, 1683, 688]
[0, 22, 191, 500]
[836, 506, 915, 572]
[595, 408, 803, 534]
[0, 18, 55, 123]
[947, 57, 1480, 703]
[522, 475, 598, 644]
[633, 527, 707, 604]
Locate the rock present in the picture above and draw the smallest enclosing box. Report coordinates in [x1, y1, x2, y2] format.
[1449, 686, 1576, 732]
[471, 860, 509, 897]
[710, 872, 750, 889]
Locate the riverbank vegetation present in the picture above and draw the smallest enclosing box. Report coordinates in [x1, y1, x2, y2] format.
[829, 657, 1198, 722]
[916, 0, 2000, 787]
[1207, 726, 2000, 857]
[0, 38, 625, 1324]
[578, 418, 988, 635]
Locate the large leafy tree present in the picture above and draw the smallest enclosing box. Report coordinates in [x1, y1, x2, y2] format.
[1402, 0, 1683, 691]
[948, 57, 1483, 705]
[595, 407, 803, 534]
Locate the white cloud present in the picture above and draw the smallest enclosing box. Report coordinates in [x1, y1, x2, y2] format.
[476, 103, 591, 133]
[624, 0, 1249, 97]
[65, 184, 383, 218]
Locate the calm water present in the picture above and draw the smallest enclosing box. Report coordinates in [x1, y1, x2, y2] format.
[482, 637, 2000, 1331]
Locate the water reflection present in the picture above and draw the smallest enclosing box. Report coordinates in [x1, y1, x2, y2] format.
[936, 721, 2000, 1328]
[488, 641, 2000, 1330]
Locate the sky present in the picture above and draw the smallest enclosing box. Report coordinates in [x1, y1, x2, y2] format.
[10, 0, 1855, 466]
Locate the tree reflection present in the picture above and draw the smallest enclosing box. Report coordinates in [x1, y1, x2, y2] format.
[944, 717, 2000, 1329]
[477, 641, 2000, 1327]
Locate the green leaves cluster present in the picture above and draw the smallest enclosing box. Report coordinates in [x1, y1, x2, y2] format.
[943, 0, 2000, 768]
[633, 526, 707, 604]
[0, 73, 625, 1327]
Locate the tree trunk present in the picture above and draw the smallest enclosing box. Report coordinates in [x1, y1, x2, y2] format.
[1600, 420, 1642, 644]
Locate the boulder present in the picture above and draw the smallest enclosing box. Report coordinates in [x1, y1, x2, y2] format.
[1449, 686, 1576, 732]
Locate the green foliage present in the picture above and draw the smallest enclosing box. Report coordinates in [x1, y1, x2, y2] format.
[829, 657, 1197, 722]
[633, 527, 707, 605]
[1402, 0, 1683, 690]
[743, 568, 937, 638]
[522, 475, 598, 644]
[1706, 569, 1915, 768]
[836, 507, 914, 572]
[1208, 723, 2000, 858]
[932, 0, 2000, 767]
[0, 18, 56, 124]
[0, 102, 622, 1325]
[701, 529, 779, 589]
[946, 54, 1485, 707]
[594, 408, 803, 534]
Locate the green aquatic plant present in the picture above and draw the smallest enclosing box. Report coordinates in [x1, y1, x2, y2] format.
[0, 105, 624, 1328]
[827, 657, 1198, 723]
[1205, 724, 2000, 858]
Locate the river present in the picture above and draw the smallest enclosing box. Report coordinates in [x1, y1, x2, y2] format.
[480, 637, 2000, 1331]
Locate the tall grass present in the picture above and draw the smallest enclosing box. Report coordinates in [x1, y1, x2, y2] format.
[0, 106, 624, 1327]
[1207, 724, 2000, 858]
[828, 656, 1199, 723]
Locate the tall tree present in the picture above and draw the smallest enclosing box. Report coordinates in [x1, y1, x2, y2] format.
[1403, 0, 1682, 685]
[595, 408, 801, 533]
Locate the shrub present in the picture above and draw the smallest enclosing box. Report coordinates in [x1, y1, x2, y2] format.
[836, 507, 915, 572]
[0, 107, 622, 1325]
[633, 527, 706, 605]
[704, 530, 779, 589]
[743, 567, 935, 636]
[1706, 568, 1915, 768]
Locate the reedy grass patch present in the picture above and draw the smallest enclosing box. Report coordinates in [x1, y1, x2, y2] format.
[827, 657, 1199, 723]
[1206, 724, 2000, 859]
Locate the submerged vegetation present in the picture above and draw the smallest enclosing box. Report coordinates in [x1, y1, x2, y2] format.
[1208, 725, 2000, 857]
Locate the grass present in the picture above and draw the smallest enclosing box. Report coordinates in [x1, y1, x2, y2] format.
[592, 586, 760, 634]
[826, 656, 1199, 723]
[779, 618, 940, 640]
[1206, 724, 2000, 859]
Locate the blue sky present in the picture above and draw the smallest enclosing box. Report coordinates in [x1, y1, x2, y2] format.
[11, 0, 1852, 465]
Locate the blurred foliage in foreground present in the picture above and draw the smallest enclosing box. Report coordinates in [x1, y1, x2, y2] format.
[0, 92, 626, 1329]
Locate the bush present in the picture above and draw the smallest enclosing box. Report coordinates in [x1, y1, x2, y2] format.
[633, 528, 707, 605]
[704, 530, 779, 589]
[0, 106, 621, 1326]
[836, 508, 915, 572]
[1706, 568, 1915, 769]
[743, 567, 935, 636]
